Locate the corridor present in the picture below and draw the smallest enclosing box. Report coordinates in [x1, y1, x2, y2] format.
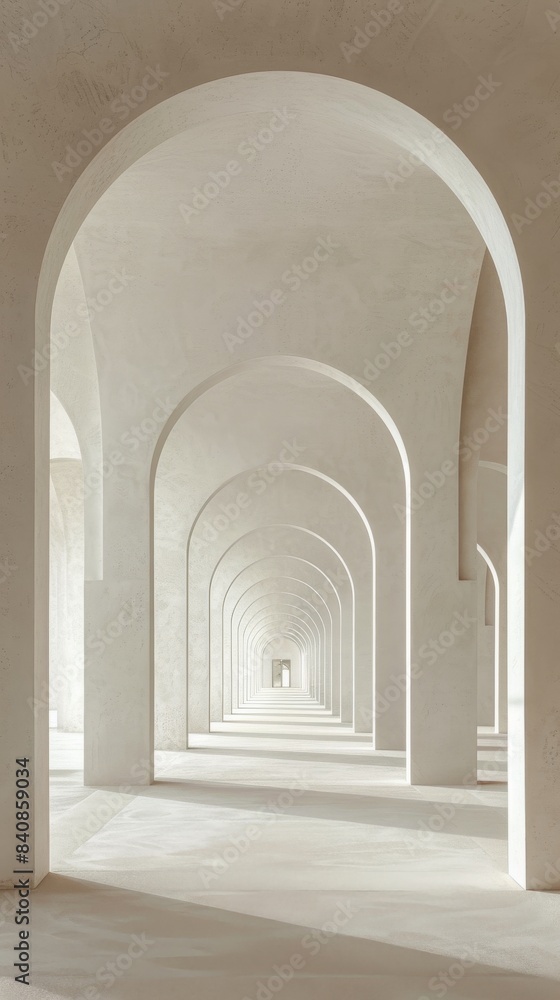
[4, 3, 560, 996]
[22, 731, 553, 998]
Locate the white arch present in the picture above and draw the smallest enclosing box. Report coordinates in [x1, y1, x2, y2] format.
[477, 543, 501, 735]
[38, 70, 524, 879]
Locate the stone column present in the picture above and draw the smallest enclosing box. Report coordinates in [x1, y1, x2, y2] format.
[0, 277, 49, 888]
[82, 393, 155, 785]
[477, 552, 495, 727]
[408, 446, 478, 786]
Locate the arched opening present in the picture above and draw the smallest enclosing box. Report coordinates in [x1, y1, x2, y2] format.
[39, 71, 525, 900]
[477, 543, 500, 733]
[49, 393, 84, 757]
[152, 359, 402, 752]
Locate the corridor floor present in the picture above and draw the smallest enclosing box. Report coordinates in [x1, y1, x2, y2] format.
[1, 731, 559, 999]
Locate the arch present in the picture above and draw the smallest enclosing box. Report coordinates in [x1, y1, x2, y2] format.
[188, 461, 376, 554]
[49, 391, 85, 737]
[241, 604, 322, 696]
[156, 360, 396, 747]
[478, 543, 501, 735]
[50, 249, 104, 580]
[217, 544, 350, 723]
[228, 577, 336, 716]
[38, 69, 525, 882]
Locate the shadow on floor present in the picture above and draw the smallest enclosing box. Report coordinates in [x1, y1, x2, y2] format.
[170, 746, 407, 767]
[117, 778, 509, 839]
[2, 874, 556, 1000]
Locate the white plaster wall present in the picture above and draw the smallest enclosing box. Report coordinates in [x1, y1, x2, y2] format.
[478, 465, 507, 733]
[5, 1, 559, 888]
[477, 551, 495, 727]
[50, 394, 84, 733]
[50, 463, 84, 731]
[51, 250, 103, 581]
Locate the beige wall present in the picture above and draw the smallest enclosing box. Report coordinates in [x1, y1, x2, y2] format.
[2, 0, 559, 890]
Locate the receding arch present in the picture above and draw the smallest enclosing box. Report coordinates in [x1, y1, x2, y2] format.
[228, 577, 336, 716]
[155, 359, 395, 748]
[478, 543, 501, 735]
[37, 68, 525, 885]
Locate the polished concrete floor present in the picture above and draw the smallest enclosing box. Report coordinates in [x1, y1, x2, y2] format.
[1, 731, 559, 998]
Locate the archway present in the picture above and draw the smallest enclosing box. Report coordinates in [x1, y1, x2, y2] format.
[40, 71, 524, 885]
